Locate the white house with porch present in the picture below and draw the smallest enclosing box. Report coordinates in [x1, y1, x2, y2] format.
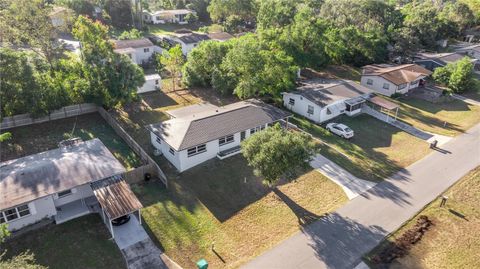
[282, 79, 374, 124]
[360, 64, 432, 97]
[147, 100, 292, 172]
[143, 9, 195, 25]
[0, 139, 142, 239]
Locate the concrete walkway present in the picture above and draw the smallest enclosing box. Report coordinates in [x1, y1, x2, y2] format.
[243, 123, 480, 269]
[310, 155, 376, 200]
[451, 93, 480, 106]
[363, 106, 452, 146]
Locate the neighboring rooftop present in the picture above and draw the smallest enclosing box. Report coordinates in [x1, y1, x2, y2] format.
[415, 52, 474, 64]
[145, 73, 161, 80]
[176, 33, 210, 44]
[113, 38, 154, 49]
[455, 43, 480, 52]
[150, 9, 193, 16]
[207, 32, 234, 41]
[362, 64, 432, 85]
[147, 100, 292, 151]
[0, 139, 126, 210]
[291, 79, 374, 107]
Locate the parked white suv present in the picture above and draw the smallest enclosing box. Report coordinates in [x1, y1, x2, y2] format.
[326, 123, 354, 139]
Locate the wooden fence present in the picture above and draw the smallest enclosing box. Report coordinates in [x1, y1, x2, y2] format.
[0, 103, 98, 130]
[97, 107, 168, 187]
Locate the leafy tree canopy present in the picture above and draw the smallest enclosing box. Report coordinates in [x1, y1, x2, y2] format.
[241, 124, 317, 185]
[433, 57, 475, 94]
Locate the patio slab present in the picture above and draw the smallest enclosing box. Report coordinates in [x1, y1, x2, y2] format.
[310, 154, 376, 200]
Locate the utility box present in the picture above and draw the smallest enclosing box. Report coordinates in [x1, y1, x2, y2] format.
[196, 259, 208, 269]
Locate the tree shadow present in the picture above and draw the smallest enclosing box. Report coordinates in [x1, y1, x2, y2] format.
[272, 188, 320, 226]
[187, 87, 239, 107]
[139, 91, 178, 109]
[359, 169, 412, 207]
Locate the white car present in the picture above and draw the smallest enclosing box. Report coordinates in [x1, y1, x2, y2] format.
[326, 123, 354, 139]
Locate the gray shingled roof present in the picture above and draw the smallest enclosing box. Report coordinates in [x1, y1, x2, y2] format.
[177, 33, 210, 44]
[0, 139, 126, 210]
[291, 80, 374, 107]
[114, 38, 154, 49]
[147, 100, 292, 151]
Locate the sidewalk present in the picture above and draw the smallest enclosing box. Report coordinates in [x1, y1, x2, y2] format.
[243, 123, 480, 269]
[451, 93, 480, 106]
[310, 154, 376, 200]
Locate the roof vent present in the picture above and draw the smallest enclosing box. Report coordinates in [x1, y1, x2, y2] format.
[58, 137, 83, 148]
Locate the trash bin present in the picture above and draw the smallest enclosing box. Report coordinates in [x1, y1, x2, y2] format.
[144, 173, 151, 181]
[196, 259, 208, 269]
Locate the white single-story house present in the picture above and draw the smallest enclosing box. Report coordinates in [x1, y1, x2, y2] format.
[165, 33, 211, 55]
[143, 9, 195, 25]
[282, 80, 374, 123]
[207, 32, 234, 42]
[360, 64, 432, 97]
[413, 52, 477, 71]
[113, 38, 155, 65]
[138, 74, 161, 93]
[0, 139, 142, 239]
[147, 100, 292, 172]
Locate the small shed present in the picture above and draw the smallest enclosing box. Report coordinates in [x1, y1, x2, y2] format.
[138, 74, 161, 93]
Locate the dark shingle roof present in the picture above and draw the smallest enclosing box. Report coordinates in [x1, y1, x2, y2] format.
[177, 33, 210, 44]
[291, 80, 374, 107]
[114, 38, 154, 49]
[147, 100, 291, 151]
[0, 139, 126, 210]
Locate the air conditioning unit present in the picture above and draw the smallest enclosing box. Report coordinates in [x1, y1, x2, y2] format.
[153, 149, 162, 156]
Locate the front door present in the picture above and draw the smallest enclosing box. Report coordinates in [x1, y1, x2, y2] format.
[240, 131, 246, 141]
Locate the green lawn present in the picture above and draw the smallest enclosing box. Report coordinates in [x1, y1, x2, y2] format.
[0, 113, 141, 170]
[291, 114, 430, 182]
[132, 155, 347, 268]
[389, 97, 480, 137]
[365, 166, 480, 269]
[462, 78, 480, 102]
[0, 215, 125, 269]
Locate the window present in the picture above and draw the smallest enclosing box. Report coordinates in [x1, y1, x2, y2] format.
[250, 126, 263, 135]
[58, 189, 72, 198]
[155, 79, 159, 85]
[144, 48, 150, 53]
[288, 98, 295, 106]
[307, 105, 314, 115]
[4, 209, 17, 221]
[326, 108, 332, 115]
[156, 136, 162, 144]
[398, 83, 407, 90]
[169, 147, 175, 155]
[219, 134, 234, 146]
[17, 205, 30, 217]
[187, 144, 207, 157]
[0, 214, 5, 224]
[367, 79, 373, 85]
[383, 83, 390, 90]
[156, 16, 161, 20]
[410, 80, 418, 86]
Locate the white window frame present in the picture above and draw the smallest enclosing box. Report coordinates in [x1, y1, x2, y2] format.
[144, 48, 150, 53]
[187, 144, 207, 157]
[410, 80, 419, 86]
[307, 105, 314, 115]
[1, 204, 31, 223]
[219, 134, 234, 146]
[398, 83, 407, 90]
[367, 78, 373, 85]
[383, 83, 390, 90]
[169, 147, 175, 155]
[288, 98, 295, 106]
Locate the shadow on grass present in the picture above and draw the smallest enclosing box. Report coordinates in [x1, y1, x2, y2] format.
[187, 87, 239, 107]
[272, 188, 320, 226]
[140, 91, 179, 109]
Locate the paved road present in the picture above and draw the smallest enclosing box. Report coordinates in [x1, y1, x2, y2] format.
[243, 123, 480, 269]
[310, 155, 376, 200]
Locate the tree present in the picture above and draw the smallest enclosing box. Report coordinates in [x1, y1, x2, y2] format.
[256, 0, 298, 31]
[182, 40, 232, 88]
[159, 45, 185, 92]
[118, 28, 143, 40]
[0, 0, 63, 67]
[241, 124, 317, 185]
[72, 16, 145, 107]
[218, 35, 297, 98]
[433, 57, 475, 93]
[0, 252, 47, 269]
[104, 0, 134, 29]
[207, 0, 256, 31]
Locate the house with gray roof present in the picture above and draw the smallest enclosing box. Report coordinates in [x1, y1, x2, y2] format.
[0, 139, 142, 238]
[165, 33, 210, 55]
[413, 52, 477, 71]
[282, 79, 374, 123]
[147, 100, 292, 172]
[113, 38, 157, 65]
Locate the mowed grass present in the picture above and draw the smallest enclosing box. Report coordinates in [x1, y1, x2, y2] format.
[132, 155, 347, 268]
[389, 97, 480, 136]
[291, 114, 430, 181]
[0, 113, 141, 169]
[0, 214, 125, 269]
[366, 166, 480, 269]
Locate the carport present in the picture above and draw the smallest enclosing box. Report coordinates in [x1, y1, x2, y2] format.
[91, 175, 143, 239]
[368, 96, 400, 122]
